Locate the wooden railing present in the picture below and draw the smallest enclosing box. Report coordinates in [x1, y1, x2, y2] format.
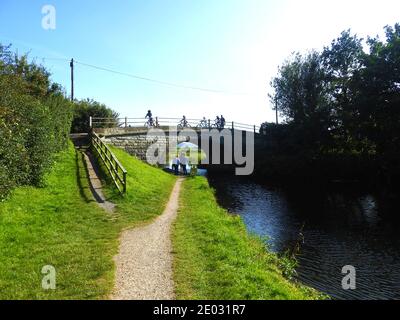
[91, 131, 127, 194]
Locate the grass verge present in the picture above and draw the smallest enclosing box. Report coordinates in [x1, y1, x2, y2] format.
[0, 142, 118, 299]
[0, 142, 175, 299]
[172, 176, 324, 300]
[100, 145, 176, 226]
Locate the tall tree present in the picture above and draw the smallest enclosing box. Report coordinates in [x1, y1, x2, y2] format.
[270, 51, 331, 149]
[321, 30, 364, 142]
[355, 24, 400, 182]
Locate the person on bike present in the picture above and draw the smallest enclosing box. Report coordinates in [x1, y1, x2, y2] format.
[220, 115, 226, 128]
[182, 115, 188, 127]
[145, 110, 154, 126]
[215, 116, 220, 128]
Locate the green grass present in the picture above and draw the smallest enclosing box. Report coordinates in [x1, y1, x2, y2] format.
[0, 140, 322, 300]
[0, 142, 176, 300]
[172, 177, 324, 300]
[0, 143, 118, 299]
[100, 145, 176, 226]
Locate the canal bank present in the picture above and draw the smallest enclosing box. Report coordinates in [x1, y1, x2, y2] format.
[172, 176, 323, 300]
[208, 174, 400, 300]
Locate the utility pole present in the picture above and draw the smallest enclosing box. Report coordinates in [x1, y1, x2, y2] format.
[275, 96, 279, 125]
[70, 58, 74, 102]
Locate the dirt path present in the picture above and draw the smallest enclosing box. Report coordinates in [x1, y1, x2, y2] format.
[70, 133, 115, 213]
[111, 178, 183, 300]
[82, 151, 115, 213]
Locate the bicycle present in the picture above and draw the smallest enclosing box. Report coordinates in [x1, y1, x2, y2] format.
[212, 118, 222, 129]
[144, 117, 155, 128]
[177, 116, 191, 129]
[197, 118, 209, 129]
[212, 117, 226, 129]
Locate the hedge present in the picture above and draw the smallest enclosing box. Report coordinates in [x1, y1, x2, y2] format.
[0, 49, 73, 200]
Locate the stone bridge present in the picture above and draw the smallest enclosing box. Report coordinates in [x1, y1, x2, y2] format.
[94, 126, 264, 175]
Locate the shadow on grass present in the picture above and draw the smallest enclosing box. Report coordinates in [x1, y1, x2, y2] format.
[75, 149, 96, 203]
[87, 145, 121, 201]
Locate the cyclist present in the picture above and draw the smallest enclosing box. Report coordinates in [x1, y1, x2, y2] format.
[200, 117, 208, 128]
[220, 115, 226, 128]
[180, 115, 188, 128]
[215, 116, 221, 128]
[145, 110, 154, 127]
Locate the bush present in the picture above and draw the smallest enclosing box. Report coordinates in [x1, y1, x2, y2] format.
[0, 45, 73, 200]
[47, 94, 74, 152]
[71, 99, 119, 133]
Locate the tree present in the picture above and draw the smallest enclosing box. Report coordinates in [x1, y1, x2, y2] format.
[71, 99, 119, 133]
[354, 24, 400, 184]
[0, 44, 73, 199]
[270, 51, 332, 149]
[321, 30, 365, 151]
[265, 25, 400, 187]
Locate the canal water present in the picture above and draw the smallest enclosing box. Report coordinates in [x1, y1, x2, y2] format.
[208, 175, 400, 300]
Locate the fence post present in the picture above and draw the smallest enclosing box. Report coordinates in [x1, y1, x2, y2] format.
[208, 119, 211, 128]
[89, 116, 93, 129]
[123, 172, 127, 194]
[232, 121, 234, 131]
[125, 117, 128, 128]
[156, 117, 159, 127]
[254, 125, 256, 134]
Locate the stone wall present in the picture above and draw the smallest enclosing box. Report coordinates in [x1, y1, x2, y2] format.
[104, 133, 187, 163]
[104, 135, 152, 161]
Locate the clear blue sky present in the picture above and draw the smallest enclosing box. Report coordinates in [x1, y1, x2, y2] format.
[1, 0, 400, 124]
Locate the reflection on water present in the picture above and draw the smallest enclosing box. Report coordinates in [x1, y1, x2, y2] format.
[208, 175, 400, 300]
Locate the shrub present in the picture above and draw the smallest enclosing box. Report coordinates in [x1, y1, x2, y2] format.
[71, 99, 119, 133]
[0, 45, 73, 199]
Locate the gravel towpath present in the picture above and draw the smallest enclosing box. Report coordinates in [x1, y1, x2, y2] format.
[111, 178, 183, 300]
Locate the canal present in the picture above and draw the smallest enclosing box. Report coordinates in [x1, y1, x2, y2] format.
[208, 175, 400, 300]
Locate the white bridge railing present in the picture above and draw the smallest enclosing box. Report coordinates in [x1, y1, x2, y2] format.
[90, 117, 261, 134]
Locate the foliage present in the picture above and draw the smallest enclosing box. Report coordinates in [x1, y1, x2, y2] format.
[0, 44, 73, 199]
[278, 251, 298, 281]
[71, 99, 119, 133]
[266, 24, 400, 188]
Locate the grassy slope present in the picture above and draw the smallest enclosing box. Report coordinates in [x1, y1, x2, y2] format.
[0, 143, 118, 299]
[0, 143, 175, 299]
[173, 177, 323, 300]
[101, 145, 176, 226]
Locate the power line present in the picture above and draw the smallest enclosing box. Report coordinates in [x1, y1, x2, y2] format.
[39, 56, 246, 95]
[74, 60, 238, 94]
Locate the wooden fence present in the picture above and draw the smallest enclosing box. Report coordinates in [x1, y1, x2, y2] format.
[91, 131, 127, 194]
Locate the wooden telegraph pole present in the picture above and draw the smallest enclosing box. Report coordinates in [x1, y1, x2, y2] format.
[275, 96, 279, 125]
[70, 58, 74, 102]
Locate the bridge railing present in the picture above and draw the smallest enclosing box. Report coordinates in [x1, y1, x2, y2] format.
[91, 117, 261, 133]
[91, 131, 127, 194]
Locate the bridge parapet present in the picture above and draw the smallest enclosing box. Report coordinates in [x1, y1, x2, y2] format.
[91, 117, 262, 134]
